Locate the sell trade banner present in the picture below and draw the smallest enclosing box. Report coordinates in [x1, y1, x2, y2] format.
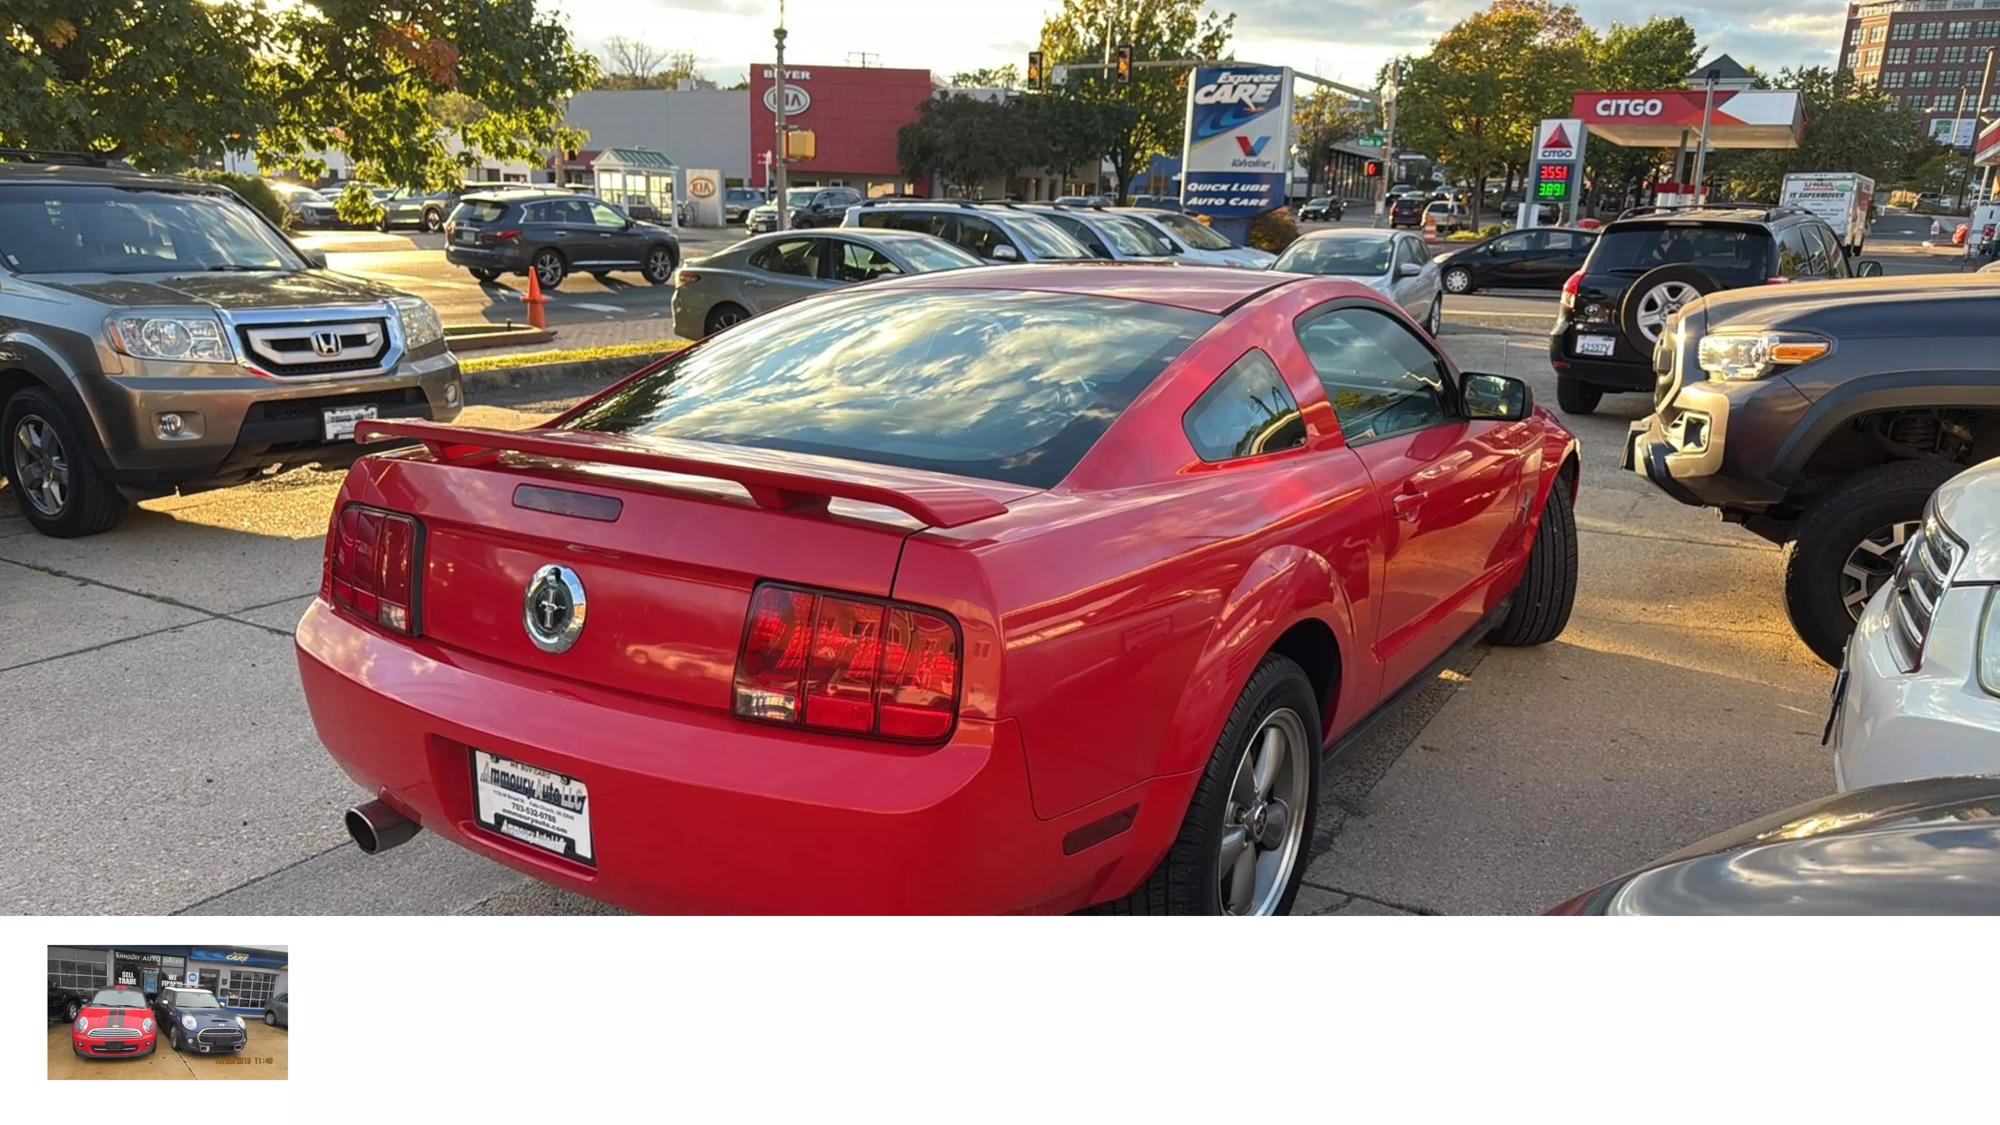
[1181, 64, 1293, 218]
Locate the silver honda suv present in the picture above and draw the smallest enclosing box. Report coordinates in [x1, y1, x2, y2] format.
[0, 155, 462, 537]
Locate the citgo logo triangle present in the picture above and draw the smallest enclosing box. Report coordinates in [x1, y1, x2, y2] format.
[1544, 124, 1572, 150]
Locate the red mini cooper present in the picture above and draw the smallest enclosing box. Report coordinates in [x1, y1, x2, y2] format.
[297, 265, 1580, 915]
[72, 986, 156, 1059]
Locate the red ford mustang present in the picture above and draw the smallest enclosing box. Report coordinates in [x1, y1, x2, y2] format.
[72, 986, 156, 1058]
[296, 265, 1579, 915]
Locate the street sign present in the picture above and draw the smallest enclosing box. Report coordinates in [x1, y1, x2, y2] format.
[1358, 132, 1384, 148]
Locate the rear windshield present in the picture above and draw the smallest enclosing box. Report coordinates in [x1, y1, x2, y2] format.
[1275, 236, 1392, 277]
[0, 185, 300, 274]
[889, 236, 983, 272]
[1590, 223, 1771, 285]
[452, 200, 510, 224]
[563, 289, 1215, 488]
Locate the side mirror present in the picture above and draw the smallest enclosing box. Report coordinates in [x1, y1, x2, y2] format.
[623, 218, 635, 230]
[991, 244, 1020, 262]
[300, 250, 328, 270]
[1853, 259, 1884, 278]
[1462, 372, 1532, 421]
[1398, 262, 1421, 277]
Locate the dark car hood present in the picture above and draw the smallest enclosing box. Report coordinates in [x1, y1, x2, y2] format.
[39, 269, 403, 310]
[1554, 777, 2000, 914]
[171, 1009, 242, 1027]
[1693, 271, 2000, 337]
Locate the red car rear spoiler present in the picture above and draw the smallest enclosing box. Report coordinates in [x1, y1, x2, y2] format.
[355, 420, 1010, 529]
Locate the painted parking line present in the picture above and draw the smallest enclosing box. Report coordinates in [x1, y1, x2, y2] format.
[571, 302, 625, 314]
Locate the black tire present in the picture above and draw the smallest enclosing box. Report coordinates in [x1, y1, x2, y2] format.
[264, 1010, 276, 1025]
[65, 999, 80, 1023]
[470, 268, 501, 283]
[1555, 377, 1602, 415]
[1102, 654, 1321, 915]
[1442, 265, 1474, 294]
[704, 302, 750, 336]
[643, 243, 677, 284]
[531, 247, 567, 289]
[1782, 460, 1959, 666]
[423, 207, 444, 233]
[3, 386, 128, 537]
[1424, 296, 1443, 337]
[1617, 264, 1718, 350]
[1489, 479, 1578, 646]
[168, 1025, 181, 1052]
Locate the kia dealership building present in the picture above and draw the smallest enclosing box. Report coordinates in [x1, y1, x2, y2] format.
[48, 945, 289, 1017]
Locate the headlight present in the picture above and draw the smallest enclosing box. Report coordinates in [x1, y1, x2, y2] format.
[76, 1017, 88, 1033]
[1977, 588, 2000, 697]
[107, 314, 235, 363]
[1696, 332, 1830, 381]
[393, 296, 444, 349]
[235, 1016, 246, 1029]
[143, 1018, 154, 1033]
[181, 1015, 196, 1029]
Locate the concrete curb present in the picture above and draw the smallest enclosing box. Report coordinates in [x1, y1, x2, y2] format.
[460, 349, 678, 395]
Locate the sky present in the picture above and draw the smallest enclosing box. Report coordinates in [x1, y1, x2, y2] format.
[551, 0, 1851, 90]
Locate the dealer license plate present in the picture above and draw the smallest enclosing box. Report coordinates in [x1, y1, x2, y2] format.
[455, 227, 478, 244]
[1574, 334, 1617, 358]
[472, 749, 595, 866]
[322, 405, 377, 441]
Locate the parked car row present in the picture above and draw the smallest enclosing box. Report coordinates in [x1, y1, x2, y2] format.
[60, 984, 258, 1060]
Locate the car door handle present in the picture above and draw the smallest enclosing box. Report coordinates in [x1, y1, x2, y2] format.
[1391, 489, 1423, 520]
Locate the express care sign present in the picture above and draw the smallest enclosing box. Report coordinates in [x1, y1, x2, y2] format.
[1181, 65, 1293, 218]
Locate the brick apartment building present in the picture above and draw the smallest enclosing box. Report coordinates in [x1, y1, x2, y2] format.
[1840, 1, 2000, 143]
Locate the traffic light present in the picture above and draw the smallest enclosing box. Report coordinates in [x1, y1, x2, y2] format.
[1364, 160, 1382, 178]
[1027, 51, 1043, 88]
[1116, 44, 1132, 82]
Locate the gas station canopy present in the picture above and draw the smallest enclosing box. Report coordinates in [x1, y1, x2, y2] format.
[1978, 118, 2000, 168]
[1571, 90, 1803, 149]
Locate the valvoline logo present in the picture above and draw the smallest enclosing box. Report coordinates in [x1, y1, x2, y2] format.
[1235, 136, 1270, 157]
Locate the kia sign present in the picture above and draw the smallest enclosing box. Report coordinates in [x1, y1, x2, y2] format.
[686, 168, 724, 227]
[1572, 89, 1802, 148]
[763, 84, 811, 116]
[1181, 64, 1293, 218]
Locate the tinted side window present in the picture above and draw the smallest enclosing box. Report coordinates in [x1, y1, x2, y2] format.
[954, 214, 1015, 259]
[1810, 224, 1848, 275]
[1490, 232, 1535, 254]
[833, 240, 901, 282]
[1183, 349, 1308, 462]
[587, 201, 626, 228]
[856, 211, 893, 228]
[1776, 226, 1812, 277]
[1295, 307, 1452, 444]
[1542, 230, 1579, 251]
[749, 238, 822, 278]
[1044, 213, 1111, 257]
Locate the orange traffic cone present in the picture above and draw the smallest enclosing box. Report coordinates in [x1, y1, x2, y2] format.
[524, 266, 548, 330]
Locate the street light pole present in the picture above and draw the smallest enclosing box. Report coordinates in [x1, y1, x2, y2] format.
[773, 0, 788, 231]
[1376, 59, 1399, 228]
[1964, 48, 1995, 209]
[1689, 68, 1718, 205]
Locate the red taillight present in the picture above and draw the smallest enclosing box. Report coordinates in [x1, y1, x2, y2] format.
[1765, 276, 1791, 284]
[494, 228, 522, 241]
[324, 503, 423, 634]
[675, 269, 700, 283]
[1560, 270, 1582, 310]
[734, 582, 961, 742]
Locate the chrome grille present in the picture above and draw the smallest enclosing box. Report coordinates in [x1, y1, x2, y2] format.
[197, 1026, 242, 1042]
[88, 1027, 141, 1039]
[238, 319, 388, 376]
[1886, 510, 1962, 672]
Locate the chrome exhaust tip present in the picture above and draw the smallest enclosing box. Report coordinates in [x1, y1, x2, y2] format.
[345, 799, 420, 855]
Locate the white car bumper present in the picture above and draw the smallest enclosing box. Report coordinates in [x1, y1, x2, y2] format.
[1832, 580, 2000, 790]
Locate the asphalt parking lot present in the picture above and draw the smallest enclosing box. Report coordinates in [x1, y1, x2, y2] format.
[0, 214, 1966, 916]
[46, 1021, 288, 1080]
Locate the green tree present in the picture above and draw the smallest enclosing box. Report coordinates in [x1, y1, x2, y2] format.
[1705, 66, 1936, 201]
[950, 64, 1022, 89]
[1020, 93, 1126, 180]
[897, 94, 1030, 196]
[1, 1, 598, 213]
[1037, 0, 1234, 203]
[1584, 17, 1701, 207]
[1293, 88, 1374, 199]
[1393, 0, 1591, 225]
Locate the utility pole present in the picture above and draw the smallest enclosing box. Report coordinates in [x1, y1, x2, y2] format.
[773, 0, 789, 231]
[1961, 50, 1993, 209]
[1375, 59, 1399, 228]
[1689, 67, 1719, 204]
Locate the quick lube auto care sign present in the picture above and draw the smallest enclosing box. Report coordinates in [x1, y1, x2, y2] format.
[1181, 65, 1293, 218]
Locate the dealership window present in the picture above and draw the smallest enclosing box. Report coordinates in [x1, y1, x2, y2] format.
[49, 954, 107, 992]
[213, 967, 278, 1009]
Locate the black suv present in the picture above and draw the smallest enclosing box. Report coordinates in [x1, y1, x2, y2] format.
[1551, 205, 1863, 414]
[1626, 273, 1993, 665]
[444, 189, 680, 288]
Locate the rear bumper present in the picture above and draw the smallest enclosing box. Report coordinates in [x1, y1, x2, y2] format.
[445, 245, 525, 271]
[294, 600, 1183, 914]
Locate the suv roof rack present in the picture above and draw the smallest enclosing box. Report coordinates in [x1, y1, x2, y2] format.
[0, 147, 125, 168]
[1616, 202, 1809, 222]
[856, 198, 986, 209]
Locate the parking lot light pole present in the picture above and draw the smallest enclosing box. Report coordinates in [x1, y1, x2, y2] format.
[773, 1, 788, 231]
[1375, 61, 1399, 228]
[1689, 68, 1718, 204]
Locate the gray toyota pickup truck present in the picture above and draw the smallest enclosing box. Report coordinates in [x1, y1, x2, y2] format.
[0, 152, 462, 537]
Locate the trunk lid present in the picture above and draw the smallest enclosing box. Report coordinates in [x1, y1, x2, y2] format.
[354, 422, 1028, 712]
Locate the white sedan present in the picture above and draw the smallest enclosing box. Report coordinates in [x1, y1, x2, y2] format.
[1270, 229, 1443, 336]
[1831, 456, 2000, 789]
